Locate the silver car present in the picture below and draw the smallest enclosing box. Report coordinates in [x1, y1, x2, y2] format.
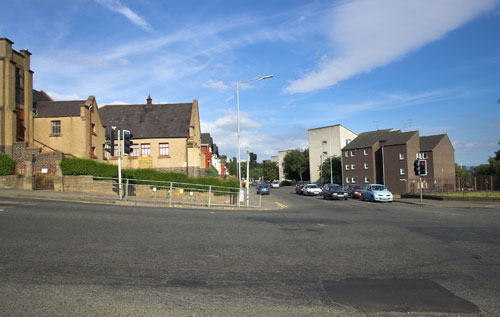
[302, 184, 322, 196]
[361, 184, 393, 202]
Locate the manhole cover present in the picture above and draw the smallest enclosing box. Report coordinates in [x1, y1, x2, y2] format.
[322, 278, 478, 313]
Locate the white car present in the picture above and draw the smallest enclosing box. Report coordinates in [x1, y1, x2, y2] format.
[302, 184, 322, 196]
[271, 181, 280, 188]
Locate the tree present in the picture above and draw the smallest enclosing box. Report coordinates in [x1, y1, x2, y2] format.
[455, 163, 469, 189]
[263, 161, 278, 181]
[320, 156, 342, 184]
[283, 149, 309, 181]
[226, 157, 237, 176]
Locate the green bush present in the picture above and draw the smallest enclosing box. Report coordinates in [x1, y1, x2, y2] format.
[0, 153, 16, 176]
[60, 157, 239, 192]
[206, 167, 219, 177]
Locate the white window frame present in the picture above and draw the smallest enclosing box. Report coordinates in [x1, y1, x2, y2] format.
[345, 164, 350, 171]
[364, 163, 368, 169]
[352, 177, 356, 183]
[351, 164, 355, 170]
[364, 177, 369, 183]
[141, 143, 151, 157]
[346, 177, 350, 184]
[350, 150, 355, 157]
[130, 144, 139, 157]
[364, 149, 368, 156]
[345, 151, 349, 158]
[159, 143, 170, 156]
[399, 153, 405, 160]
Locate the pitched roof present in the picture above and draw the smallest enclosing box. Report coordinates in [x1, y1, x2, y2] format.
[420, 134, 446, 151]
[100, 102, 193, 139]
[383, 131, 418, 146]
[342, 129, 394, 150]
[201, 133, 212, 145]
[33, 89, 52, 103]
[34, 100, 84, 117]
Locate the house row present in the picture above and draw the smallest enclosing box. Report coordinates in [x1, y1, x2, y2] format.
[342, 129, 455, 194]
[0, 38, 225, 177]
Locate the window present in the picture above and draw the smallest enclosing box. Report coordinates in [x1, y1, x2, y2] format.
[159, 143, 169, 156]
[322, 140, 327, 145]
[350, 150, 355, 157]
[345, 164, 350, 171]
[351, 164, 355, 170]
[346, 177, 350, 184]
[364, 163, 369, 169]
[346, 139, 351, 145]
[352, 177, 356, 183]
[400, 168, 406, 175]
[364, 177, 370, 183]
[364, 149, 368, 156]
[92, 123, 96, 134]
[323, 151, 328, 156]
[51, 120, 61, 135]
[399, 153, 405, 160]
[130, 144, 139, 157]
[141, 143, 151, 156]
[345, 152, 349, 158]
[91, 146, 96, 157]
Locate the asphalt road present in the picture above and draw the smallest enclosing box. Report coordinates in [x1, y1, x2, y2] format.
[0, 188, 499, 316]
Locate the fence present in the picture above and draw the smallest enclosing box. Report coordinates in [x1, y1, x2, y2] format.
[82, 176, 262, 208]
[406, 175, 499, 198]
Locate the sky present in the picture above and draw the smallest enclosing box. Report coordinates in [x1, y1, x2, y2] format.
[2, 0, 500, 166]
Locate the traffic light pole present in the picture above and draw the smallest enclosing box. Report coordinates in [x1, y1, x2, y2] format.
[246, 150, 250, 207]
[419, 176, 423, 204]
[118, 129, 122, 200]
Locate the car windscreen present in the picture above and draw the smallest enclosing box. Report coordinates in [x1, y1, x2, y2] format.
[330, 185, 342, 190]
[372, 185, 386, 191]
[307, 184, 319, 188]
[353, 185, 363, 189]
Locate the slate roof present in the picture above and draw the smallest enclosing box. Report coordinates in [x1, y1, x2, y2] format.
[33, 89, 52, 103]
[34, 100, 85, 117]
[342, 129, 394, 150]
[100, 103, 193, 139]
[201, 133, 212, 145]
[420, 134, 446, 151]
[383, 131, 418, 146]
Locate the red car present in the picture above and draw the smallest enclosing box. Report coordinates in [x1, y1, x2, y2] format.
[344, 184, 364, 198]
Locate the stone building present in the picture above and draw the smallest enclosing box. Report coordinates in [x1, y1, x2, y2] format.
[100, 96, 205, 176]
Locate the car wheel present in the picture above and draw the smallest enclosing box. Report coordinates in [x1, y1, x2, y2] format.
[362, 195, 365, 201]
[345, 197, 348, 200]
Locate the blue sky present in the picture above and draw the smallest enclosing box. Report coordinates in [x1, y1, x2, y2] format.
[2, 0, 499, 166]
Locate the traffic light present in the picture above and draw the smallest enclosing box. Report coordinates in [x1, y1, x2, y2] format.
[123, 130, 134, 155]
[418, 159, 427, 176]
[249, 152, 257, 168]
[105, 129, 115, 156]
[413, 159, 419, 176]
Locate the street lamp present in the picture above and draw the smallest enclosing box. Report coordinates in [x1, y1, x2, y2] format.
[236, 75, 273, 206]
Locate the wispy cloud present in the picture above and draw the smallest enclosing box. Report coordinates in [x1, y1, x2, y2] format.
[285, 0, 499, 93]
[203, 80, 230, 90]
[46, 91, 82, 101]
[96, 0, 153, 32]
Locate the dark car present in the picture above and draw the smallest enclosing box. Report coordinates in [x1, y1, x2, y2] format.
[295, 183, 305, 195]
[344, 184, 364, 198]
[322, 184, 348, 200]
[257, 183, 271, 195]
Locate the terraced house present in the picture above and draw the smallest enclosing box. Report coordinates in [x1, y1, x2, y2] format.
[100, 96, 205, 176]
[342, 129, 455, 194]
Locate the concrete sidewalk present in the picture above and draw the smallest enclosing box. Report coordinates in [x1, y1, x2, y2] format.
[395, 197, 500, 210]
[0, 188, 284, 211]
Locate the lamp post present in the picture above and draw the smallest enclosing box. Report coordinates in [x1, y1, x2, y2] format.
[236, 75, 273, 206]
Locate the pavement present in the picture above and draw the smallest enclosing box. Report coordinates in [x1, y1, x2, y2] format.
[1, 187, 499, 211]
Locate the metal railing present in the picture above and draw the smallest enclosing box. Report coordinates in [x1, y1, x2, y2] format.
[82, 176, 262, 208]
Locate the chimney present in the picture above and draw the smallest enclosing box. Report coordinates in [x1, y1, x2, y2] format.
[146, 94, 152, 106]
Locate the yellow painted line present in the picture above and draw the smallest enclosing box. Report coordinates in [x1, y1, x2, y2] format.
[275, 202, 287, 209]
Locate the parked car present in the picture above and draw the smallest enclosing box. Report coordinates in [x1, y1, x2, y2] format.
[257, 183, 271, 195]
[344, 184, 364, 198]
[302, 183, 322, 196]
[361, 184, 393, 202]
[295, 183, 305, 195]
[322, 184, 348, 200]
[271, 181, 280, 188]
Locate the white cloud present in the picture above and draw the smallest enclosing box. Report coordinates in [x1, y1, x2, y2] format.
[96, 0, 153, 32]
[203, 80, 230, 90]
[46, 91, 82, 101]
[453, 140, 498, 149]
[285, 0, 499, 93]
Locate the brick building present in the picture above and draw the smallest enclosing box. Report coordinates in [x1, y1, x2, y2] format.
[342, 129, 455, 194]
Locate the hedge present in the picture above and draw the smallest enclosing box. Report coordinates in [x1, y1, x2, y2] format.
[60, 157, 238, 191]
[0, 153, 16, 176]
